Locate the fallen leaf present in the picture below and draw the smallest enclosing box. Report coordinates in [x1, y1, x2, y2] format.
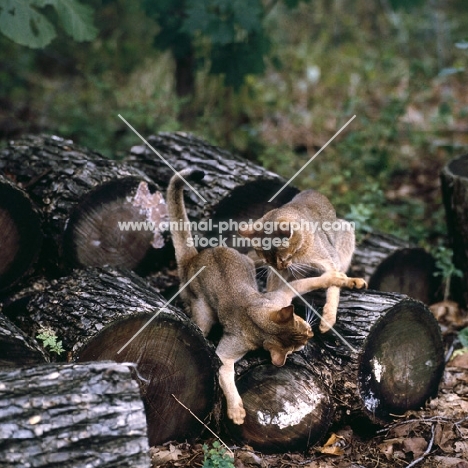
[151, 445, 183, 466]
[448, 353, 468, 369]
[402, 437, 427, 458]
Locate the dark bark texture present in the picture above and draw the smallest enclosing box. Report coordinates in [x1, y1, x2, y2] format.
[0, 312, 47, 368]
[0, 361, 150, 468]
[2, 267, 219, 447]
[350, 232, 440, 304]
[0, 134, 167, 273]
[440, 153, 468, 306]
[0, 175, 43, 294]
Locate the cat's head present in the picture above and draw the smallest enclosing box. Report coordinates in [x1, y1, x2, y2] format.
[264, 305, 313, 366]
[238, 217, 304, 270]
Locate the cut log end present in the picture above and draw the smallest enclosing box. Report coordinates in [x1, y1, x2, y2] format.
[358, 299, 445, 423]
[76, 312, 218, 447]
[0, 176, 42, 293]
[64, 178, 168, 270]
[226, 360, 333, 453]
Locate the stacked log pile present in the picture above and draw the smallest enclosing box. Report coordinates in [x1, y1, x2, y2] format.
[0, 132, 450, 459]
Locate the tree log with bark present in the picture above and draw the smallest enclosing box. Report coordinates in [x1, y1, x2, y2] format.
[0, 175, 42, 294]
[126, 132, 299, 246]
[2, 267, 219, 446]
[349, 232, 441, 304]
[440, 153, 468, 306]
[0, 361, 150, 468]
[225, 290, 445, 452]
[0, 134, 168, 274]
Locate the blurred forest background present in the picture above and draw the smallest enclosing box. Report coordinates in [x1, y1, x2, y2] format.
[1, 0, 468, 255]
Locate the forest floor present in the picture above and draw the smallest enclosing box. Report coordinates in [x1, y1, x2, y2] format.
[150, 316, 468, 468]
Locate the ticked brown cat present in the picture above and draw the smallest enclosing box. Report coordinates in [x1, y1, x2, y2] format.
[239, 190, 356, 334]
[167, 170, 366, 424]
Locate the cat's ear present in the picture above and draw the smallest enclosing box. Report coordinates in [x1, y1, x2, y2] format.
[238, 225, 256, 238]
[270, 305, 294, 324]
[277, 221, 293, 239]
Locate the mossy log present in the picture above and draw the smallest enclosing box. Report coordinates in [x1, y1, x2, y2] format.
[226, 290, 445, 453]
[0, 175, 42, 294]
[0, 134, 168, 273]
[0, 312, 47, 368]
[0, 361, 150, 468]
[350, 232, 440, 304]
[2, 267, 219, 446]
[126, 132, 299, 246]
[440, 153, 468, 307]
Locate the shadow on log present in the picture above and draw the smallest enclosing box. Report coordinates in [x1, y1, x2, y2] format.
[440, 153, 468, 307]
[126, 132, 299, 248]
[2, 267, 219, 446]
[0, 175, 42, 294]
[0, 361, 149, 467]
[0, 312, 47, 368]
[350, 232, 441, 304]
[0, 134, 168, 274]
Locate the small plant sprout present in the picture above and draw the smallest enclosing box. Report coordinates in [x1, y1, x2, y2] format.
[202, 441, 235, 468]
[36, 326, 65, 355]
[432, 245, 463, 301]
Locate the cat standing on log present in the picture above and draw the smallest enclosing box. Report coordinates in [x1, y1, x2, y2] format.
[239, 190, 356, 333]
[167, 170, 366, 424]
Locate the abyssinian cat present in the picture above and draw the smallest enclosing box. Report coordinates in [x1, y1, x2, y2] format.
[167, 169, 366, 424]
[239, 190, 356, 334]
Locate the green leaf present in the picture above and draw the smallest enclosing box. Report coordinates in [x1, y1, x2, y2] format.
[459, 327, 468, 348]
[0, 0, 56, 48]
[33, 0, 97, 41]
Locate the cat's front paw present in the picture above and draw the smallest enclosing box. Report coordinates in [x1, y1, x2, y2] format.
[345, 277, 367, 289]
[228, 403, 246, 425]
[322, 271, 347, 287]
[319, 303, 336, 333]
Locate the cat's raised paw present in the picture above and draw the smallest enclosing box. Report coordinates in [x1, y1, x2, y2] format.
[228, 404, 246, 425]
[346, 277, 367, 289]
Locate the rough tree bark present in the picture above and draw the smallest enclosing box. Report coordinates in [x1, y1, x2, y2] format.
[440, 153, 468, 306]
[0, 175, 43, 294]
[0, 312, 47, 368]
[350, 232, 441, 304]
[226, 290, 445, 452]
[0, 361, 150, 468]
[2, 267, 219, 447]
[0, 134, 168, 273]
[126, 132, 299, 246]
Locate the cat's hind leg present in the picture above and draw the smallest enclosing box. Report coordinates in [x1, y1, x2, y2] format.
[190, 298, 217, 337]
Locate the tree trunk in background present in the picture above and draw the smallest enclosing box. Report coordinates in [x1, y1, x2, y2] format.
[0, 312, 47, 368]
[0, 175, 42, 295]
[2, 267, 219, 447]
[440, 153, 468, 307]
[0, 361, 149, 468]
[350, 231, 441, 304]
[0, 134, 168, 274]
[126, 132, 299, 249]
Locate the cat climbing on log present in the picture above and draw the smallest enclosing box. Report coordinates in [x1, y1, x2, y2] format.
[239, 190, 356, 333]
[166, 169, 367, 424]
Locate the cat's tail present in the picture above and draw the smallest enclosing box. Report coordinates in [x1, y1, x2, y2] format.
[166, 168, 205, 265]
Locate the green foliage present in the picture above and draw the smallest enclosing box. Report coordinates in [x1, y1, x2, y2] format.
[459, 327, 468, 349]
[0, 0, 97, 48]
[432, 245, 463, 301]
[142, 0, 310, 89]
[36, 327, 65, 355]
[202, 442, 234, 468]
